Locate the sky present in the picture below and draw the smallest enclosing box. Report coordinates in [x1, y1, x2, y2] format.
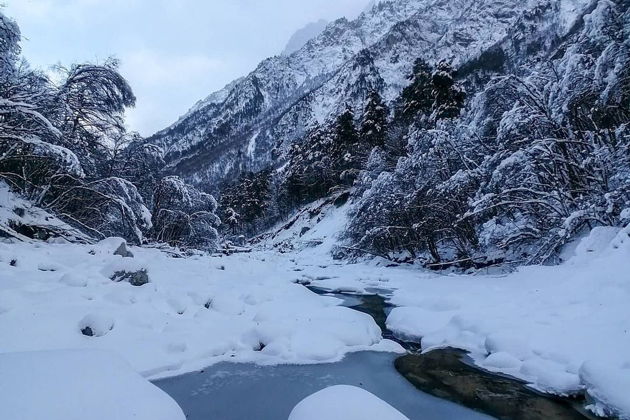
[4, 0, 372, 136]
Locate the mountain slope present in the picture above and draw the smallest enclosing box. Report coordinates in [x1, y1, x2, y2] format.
[282, 19, 329, 56]
[148, 0, 593, 189]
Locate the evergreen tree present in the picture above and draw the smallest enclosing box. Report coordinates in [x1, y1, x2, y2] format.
[396, 59, 433, 123]
[431, 60, 466, 120]
[360, 90, 388, 148]
[332, 106, 360, 171]
[225, 207, 241, 234]
[220, 169, 272, 233]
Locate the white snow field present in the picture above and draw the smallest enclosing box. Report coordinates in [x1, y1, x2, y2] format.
[293, 224, 630, 419]
[1, 188, 629, 418]
[0, 349, 185, 420]
[0, 237, 402, 379]
[288, 385, 409, 420]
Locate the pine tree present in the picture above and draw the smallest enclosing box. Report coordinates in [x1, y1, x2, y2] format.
[431, 60, 466, 120]
[220, 170, 272, 233]
[332, 106, 359, 170]
[360, 90, 388, 148]
[225, 207, 241, 234]
[397, 59, 433, 122]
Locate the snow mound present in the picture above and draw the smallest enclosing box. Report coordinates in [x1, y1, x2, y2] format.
[79, 313, 115, 337]
[0, 239, 397, 379]
[0, 181, 90, 243]
[580, 361, 630, 420]
[0, 350, 185, 420]
[288, 385, 409, 420]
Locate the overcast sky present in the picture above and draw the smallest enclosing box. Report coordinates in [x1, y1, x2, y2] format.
[5, 0, 371, 136]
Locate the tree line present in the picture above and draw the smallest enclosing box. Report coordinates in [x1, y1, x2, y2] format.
[221, 1, 629, 268]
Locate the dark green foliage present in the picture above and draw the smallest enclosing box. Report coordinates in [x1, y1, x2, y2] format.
[396, 59, 434, 123]
[431, 61, 466, 120]
[283, 125, 338, 206]
[282, 108, 364, 207]
[220, 169, 272, 233]
[394, 59, 466, 125]
[346, 0, 630, 267]
[360, 91, 388, 148]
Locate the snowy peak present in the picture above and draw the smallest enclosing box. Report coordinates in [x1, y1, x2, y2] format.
[282, 19, 329, 56]
[147, 0, 597, 189]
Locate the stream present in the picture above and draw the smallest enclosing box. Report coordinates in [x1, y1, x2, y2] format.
[153, 285, 592, 420]
[153, 351, 493, 420]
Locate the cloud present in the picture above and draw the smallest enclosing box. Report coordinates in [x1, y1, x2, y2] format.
[119, 50, 226, 136]
[5, 0, 373, 135]
[120, 49, 225, 86]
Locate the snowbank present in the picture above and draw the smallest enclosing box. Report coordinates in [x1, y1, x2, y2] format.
[0, 349, 184, 420]
[299, 226, 630, 418]
[580, 360, 630, 419]
[0, 237, 400, 379]
[0, 181, 89, 243]
[288, 385, 409, 420]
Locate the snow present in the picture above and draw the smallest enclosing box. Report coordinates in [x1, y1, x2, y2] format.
[558, 0, 593, 33]
[0, 349, 185, 420]
[580, 360, 630, 419]
[282, 19, 329, 56]
[285, 207, 630, 418]
[288, 385, 409, 420]
[380, 227, 630, 401]
[246, 130, 259, 158]
[0, 181, 90, 243]
[2, 185, 629, 418]
[0, 236, 402, 380]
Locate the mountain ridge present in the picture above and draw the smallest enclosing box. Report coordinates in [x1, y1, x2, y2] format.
[147, 0, 596, 191]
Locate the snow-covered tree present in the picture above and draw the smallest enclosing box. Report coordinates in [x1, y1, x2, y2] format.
[360, 90, 388, 148]
[56, 59, 136, 174]
[152, 176, 221, 251]
[220, 169, 272, 233]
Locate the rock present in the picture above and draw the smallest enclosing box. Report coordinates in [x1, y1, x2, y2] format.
[110, 269, 149, 286]
[79, 314, 114, 337]
[81, 326, 95, 337]
[8, 221, 52, 241]
[395, 349, 590, 420]
[114, 242, 134, 258]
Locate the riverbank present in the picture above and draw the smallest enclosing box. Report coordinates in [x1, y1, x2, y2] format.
[292, 226, 630, 419]
[1, 225, 629, 418]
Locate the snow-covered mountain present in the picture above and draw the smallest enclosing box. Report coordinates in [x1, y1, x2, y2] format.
[282, 19, 329, 56]
[147, 0, 595, 189]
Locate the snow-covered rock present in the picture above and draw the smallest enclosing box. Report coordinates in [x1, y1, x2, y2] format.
[79, 313, 115, 337]
[0, 350, 185, 420]
[288, 385, 409, 420]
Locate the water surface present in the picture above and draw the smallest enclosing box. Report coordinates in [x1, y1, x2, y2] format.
[154, 351, 495, 420]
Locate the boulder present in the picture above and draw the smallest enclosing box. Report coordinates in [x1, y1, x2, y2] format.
[114, 242, 134, 258]
[110, 269, 149, 287]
